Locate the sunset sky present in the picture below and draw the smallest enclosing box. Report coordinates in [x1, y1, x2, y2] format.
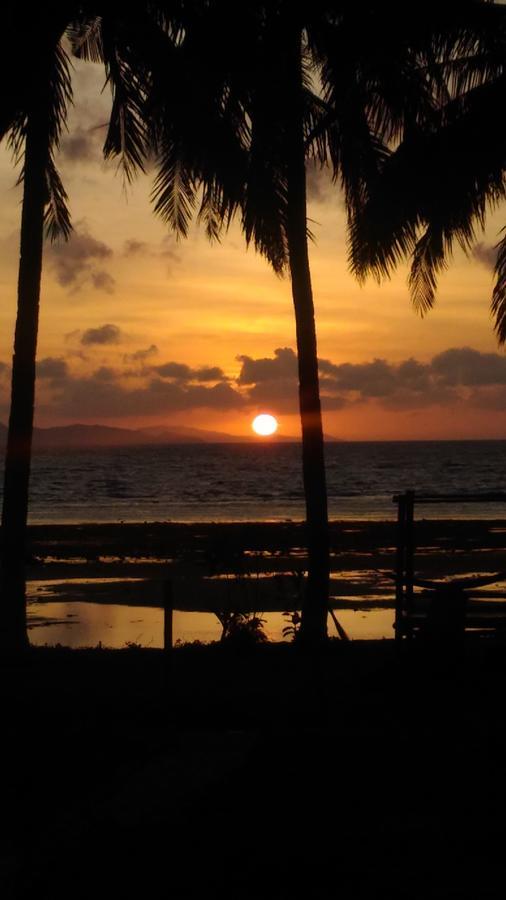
[1, 55, 505, 440]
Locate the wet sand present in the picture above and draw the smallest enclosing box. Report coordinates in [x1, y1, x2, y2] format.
[25, 518, 506, 612]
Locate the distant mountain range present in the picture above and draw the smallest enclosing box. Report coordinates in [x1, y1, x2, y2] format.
[0, 422, 338, 450]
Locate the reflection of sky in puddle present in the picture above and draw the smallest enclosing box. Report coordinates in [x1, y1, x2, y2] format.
[27, 602, 394, 647]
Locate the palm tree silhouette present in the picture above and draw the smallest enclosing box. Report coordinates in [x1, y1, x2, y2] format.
[0, 8, 73, 650]
[0, 5, 166, 651]
[350, 9, 506, 339]
[148, 1, 502, 644]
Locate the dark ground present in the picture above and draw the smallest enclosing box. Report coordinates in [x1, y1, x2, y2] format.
[2, 639, 506, 899]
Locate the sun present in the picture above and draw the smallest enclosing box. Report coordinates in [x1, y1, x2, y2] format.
[252, 413, 278, 436]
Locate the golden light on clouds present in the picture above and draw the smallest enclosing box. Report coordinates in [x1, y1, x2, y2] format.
[0, 57, 505, 438]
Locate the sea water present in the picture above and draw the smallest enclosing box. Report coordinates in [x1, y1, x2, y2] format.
[10, 439, 506, 524]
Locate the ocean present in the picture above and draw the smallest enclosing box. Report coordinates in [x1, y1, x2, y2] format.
[10, 439, 506, 523]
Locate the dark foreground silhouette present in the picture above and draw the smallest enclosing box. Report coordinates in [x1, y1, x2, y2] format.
[2, 640, 506, 898]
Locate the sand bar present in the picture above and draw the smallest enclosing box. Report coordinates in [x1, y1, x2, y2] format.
[22, 518, 506, 612]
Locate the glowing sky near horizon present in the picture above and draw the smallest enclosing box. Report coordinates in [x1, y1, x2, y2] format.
[0, 55, 505, 440]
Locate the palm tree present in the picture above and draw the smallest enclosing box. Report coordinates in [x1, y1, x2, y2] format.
[148, 0, 503, 644]
[350, 63, 506, 341]
[0, 4, 173, 651]
[0, 7, 73, 651]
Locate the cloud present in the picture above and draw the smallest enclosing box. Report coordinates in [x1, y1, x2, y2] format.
[30, 345, 506, 422]
[472, 242, 498, 270]
[193, 366, 226, 382]
[319, 358, 396, 397]
[123, 345, 159, 364]
[122, 236, 179, 265]
[46, 223, 114, 292]
[154, 361, 192, 379]
[60, 127, 101, 163]
[236, 346, 506, 413]
[37, 357, 68, 380]
[123, 239, 149, 257]
[81, 324, 122, 346]
[237, 347, 298, 384]
[0, 361, 8, 376]
[91, 271, 115, 293]
[431, 347, 506, 386]
[305, 161, 331, 204]
[153, 362, 227, 382]
[236, 347, 299, 412]
[46, 369, 244, 418]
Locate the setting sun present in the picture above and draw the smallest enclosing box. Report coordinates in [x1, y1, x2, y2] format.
[252, 414, 278, 436]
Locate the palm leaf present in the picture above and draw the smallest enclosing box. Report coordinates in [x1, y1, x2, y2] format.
[152, 148, 197, 237]
[408, 226, 448, 315]
[491, 232, 506, 343]
[44, 154, 71, 242]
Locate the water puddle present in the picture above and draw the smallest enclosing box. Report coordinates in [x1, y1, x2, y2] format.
[27, 602, 394, 647]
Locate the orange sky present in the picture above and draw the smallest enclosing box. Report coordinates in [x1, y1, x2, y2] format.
[1, 56, 505, 440]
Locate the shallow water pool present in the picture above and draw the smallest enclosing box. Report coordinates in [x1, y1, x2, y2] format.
[27, 600, 394, 647]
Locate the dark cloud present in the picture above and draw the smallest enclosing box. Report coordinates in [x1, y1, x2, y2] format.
[472, 242, 498, 271]
[64, 329, 81, 342]
[123, 345, 158, 364]
[81, 324, 122, 346]
[47, 369, 244, 418]
[37, 357, 68, 380]
[91, 271, 116, 294]
[237, 347, 297, 384]
[465, 386, 506, 410]
[122, 236, 180, 265]
[46, 224, 114, 292]
[154, 362, 192, 379]
[60, 128, 100, 163]
[431, 347, 506, 386]
[236, 346, 506, 413]
[0, 361, 8, 376]
[396, 358, 431, 389]
[123, 239, 149, 257]
[92, 366, 118, 381]
[244, 377, 298, 412]
[305, 161, 331, 204]
[31, 346, 506, 421]
[320, 358, 396, 397]
[154, 362, 226, 382]
[194, 366, 226, 382]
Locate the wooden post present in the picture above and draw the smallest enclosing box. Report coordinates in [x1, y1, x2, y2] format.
[405, 491, 415, 640]
[394, 494, 406, 642]
[163, 579, 173, 688]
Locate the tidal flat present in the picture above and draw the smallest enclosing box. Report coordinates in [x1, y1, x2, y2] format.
[24, 519, 506, 646]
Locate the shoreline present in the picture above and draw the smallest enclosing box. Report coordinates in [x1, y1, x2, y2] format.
[23, 517, 506, 614]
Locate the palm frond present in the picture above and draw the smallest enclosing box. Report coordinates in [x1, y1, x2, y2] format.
[408, 226, 448, 315]
[353, 64, 506, 295]
[197, 178, 240, 242]
[491, 231, 506, 344]
[47, 41, 73, 151]
[68, 17, 104, 63]
[44, 154, 72, 242]
[99, 17, 149, 184]
[152, 148, 197, 237]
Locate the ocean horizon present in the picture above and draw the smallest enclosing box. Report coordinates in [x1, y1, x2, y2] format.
[4, 438, 505, 524]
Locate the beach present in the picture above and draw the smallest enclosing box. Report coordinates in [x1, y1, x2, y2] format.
[24, 517, 506, 645]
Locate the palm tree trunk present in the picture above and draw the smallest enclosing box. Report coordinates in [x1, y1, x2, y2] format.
[0, 108, 49, 652]
[286, 34, 329, 645]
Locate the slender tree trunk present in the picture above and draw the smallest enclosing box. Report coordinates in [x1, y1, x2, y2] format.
[286, 33, 329, 645]
[0, 108, 50, 653]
